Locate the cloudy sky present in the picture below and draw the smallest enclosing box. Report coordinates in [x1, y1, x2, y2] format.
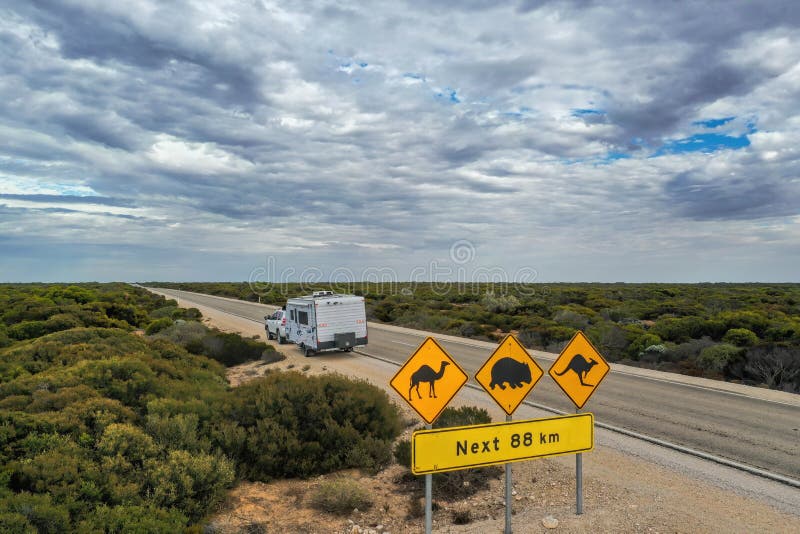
[1, 0, 799, 283]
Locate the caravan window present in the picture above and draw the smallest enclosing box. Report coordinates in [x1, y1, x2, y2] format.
[290, 309, 295, 321]
[298, 310, 309, 325]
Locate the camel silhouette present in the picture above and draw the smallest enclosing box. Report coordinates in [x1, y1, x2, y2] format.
[409, 361, 450, 401]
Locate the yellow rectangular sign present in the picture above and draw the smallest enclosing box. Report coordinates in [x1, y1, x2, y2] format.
[412, 413, 593, 474]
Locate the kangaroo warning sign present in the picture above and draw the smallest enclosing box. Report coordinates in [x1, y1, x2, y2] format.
[475, 334, 544, 415]
[390, 337, 468, 424]
[548, 331, 610, 409]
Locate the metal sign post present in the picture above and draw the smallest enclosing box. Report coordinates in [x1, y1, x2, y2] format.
[505, 414, 512, 534]
[575, 408, 583, 515]
[425, 423, 432, 534]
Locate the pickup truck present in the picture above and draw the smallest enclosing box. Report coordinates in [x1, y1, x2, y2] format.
[265, 309, 287, 344]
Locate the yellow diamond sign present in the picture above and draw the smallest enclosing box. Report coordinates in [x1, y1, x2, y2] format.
[390, 337, 468, 425]
[548, 331, 610, 409]
[475, 334, 544, 415]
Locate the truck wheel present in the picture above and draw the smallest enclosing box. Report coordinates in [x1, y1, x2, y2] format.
[267, 330, 274, 340]
[304, 346, 313, 357]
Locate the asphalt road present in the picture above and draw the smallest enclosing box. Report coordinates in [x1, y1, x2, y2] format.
[148, 287, 800, 481]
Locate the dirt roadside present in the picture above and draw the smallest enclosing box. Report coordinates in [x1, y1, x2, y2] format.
[166, 295, 800, 533]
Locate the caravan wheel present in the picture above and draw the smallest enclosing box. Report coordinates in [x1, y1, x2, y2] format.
[303, 346, 313, 357]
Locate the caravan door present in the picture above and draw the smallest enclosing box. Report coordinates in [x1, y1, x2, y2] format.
[287, 302, 317, 351]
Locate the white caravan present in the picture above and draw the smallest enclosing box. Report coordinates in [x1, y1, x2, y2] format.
[285, 291, 368, 356]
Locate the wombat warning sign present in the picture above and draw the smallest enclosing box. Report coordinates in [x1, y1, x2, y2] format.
[475, 334, 544, 415]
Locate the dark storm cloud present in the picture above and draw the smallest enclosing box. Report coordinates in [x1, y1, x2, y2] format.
[607, 55, 762, 142]
[665, 172, 800, 221]
[23, 0, 173, 67]
[17, 0, 264, 111]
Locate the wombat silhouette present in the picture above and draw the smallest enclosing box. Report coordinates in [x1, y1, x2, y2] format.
[554, 354, 598, 387]
[489, 357, 532, 390]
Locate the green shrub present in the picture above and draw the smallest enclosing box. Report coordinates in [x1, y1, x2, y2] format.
[214, 372, 401, 480]
[78, 504, 188, 534]
[145, 412, 203, 452]
[194, 331, 283, 367]
[722, 328, 759, 347]
[146, 317, 174, 335]
[481, 292, 521, 314]
[199, 332, 268, 366]
[432, 406, 491, 429]
[145, 450, 235, 522]
[149, 306, 180, 319]
[55, 397, 138, 436]
[0, 493, 70, 534]
[697, 344, 742, 373]
[7, 443, 102, 505]
[640, 344, 668, 364]
[0, 511, 36, 533]
[393, 439, 411, 468]
[153, 321, 209, 355]
[43, 313, 82, 333]
[628, 333, 662, 359]
[7, 321, 48, 341]
[309, 477, 373, 515]
[97, 423, 159, 466]
[664, 337, 716, 363]
[0, 327, 11, 348]
[183, 308, 202, 320]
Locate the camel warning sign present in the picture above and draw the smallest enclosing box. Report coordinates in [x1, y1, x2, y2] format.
[475, 334, 544, 415]
[548, 331, 610, 409]
[390, 337, 468, 425]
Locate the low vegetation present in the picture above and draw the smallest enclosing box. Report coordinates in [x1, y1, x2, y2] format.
[309, 477, 374, 515]
[150, 282, 800, 392]
[0, 284, 402, 531]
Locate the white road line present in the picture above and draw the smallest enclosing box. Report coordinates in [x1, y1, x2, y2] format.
[390, 340, 416, 347]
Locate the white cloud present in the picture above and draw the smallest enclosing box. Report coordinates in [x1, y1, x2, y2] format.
[147, 135, 254, 175]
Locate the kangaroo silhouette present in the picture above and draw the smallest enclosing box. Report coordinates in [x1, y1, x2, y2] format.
[554, 354, 598, 387]
[409, 361, 450, 401]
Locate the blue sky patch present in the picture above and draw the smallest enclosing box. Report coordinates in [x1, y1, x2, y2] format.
[692, 116, 735, 128]
[602, 151, 630, 162]
[435, 87, 460, 104]
[572, 108, 605, 117]
[654, 133, 751, 156]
